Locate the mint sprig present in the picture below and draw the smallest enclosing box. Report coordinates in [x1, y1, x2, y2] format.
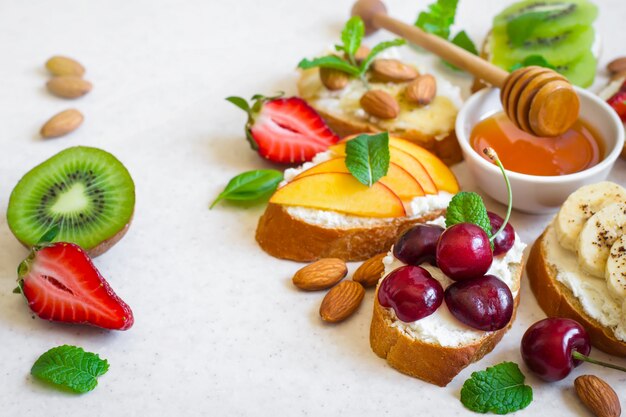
[31, 345, 109, 394]
[345, 133, 390, 187]
[509, 55, 556, 72]
[211, 169, 283, 208]
[445, 191, 492, 238]
[461, 362, 533, 414]
[297, 17, 405, 81]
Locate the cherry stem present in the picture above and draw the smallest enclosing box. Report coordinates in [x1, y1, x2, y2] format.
[483, 147, 512, 242]
[572, 351, 626, 373]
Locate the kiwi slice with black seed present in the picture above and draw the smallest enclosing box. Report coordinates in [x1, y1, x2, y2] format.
[7, 146, 135, 256]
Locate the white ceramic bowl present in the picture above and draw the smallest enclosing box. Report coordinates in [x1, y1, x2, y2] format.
[455, 87, 625, 214]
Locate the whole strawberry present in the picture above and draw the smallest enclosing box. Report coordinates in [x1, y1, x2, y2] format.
[17, 242, 134, 330]
[227, 94, 339, 163]
[607, 87, 626, 122]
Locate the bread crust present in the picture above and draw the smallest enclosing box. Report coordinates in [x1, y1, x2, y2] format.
[255, 203, 445, 262]
[526, 227, 626, 357]
[370, 263, 523, 387]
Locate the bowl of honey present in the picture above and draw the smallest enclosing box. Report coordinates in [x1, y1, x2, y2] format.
[456, 87, 625, 213]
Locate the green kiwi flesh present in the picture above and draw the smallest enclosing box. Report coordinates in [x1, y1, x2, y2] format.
[555, 51, 597, 88]
[7, 146, 135, 255]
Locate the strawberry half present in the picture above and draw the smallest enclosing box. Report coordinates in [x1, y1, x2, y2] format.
[227, 94, 339, 163]
[607, 88, 626, 123]
[17, 242, 134, 330]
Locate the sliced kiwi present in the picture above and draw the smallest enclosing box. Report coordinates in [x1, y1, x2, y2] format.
[7, 146, 135, 256]
[555, 51, 597, 88]
[493, 0, 598, 38]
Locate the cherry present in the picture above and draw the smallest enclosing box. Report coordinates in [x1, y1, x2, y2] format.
[378, 265, 443, 322]
[488, 212, 515, 256]
[436, 223, 493, 281]
[521, 318, 626, 382]
[393, 224, 444, 266]
[444, 275, 513, 331]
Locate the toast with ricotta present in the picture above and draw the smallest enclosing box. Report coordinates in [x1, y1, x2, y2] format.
[369, 217, 526, 387]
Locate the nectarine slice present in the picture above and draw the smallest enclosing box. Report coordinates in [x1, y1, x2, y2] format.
[270, 172, 406, 218]
[294, 158, 424, 201]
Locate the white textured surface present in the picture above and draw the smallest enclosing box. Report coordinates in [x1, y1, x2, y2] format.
[0, 0, 625, 416]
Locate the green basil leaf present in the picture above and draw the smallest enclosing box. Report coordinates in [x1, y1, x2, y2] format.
[341, 16, 365, 62]
[445, 191, 492, 238]
[359, 39, 406, 74]
[344, 133, 390, 187]
[297, 56, 360, 76]
[415, 0, 459, 40]
[211, 170, 283, 208]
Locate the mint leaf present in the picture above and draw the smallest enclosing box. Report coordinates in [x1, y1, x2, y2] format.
[415, 0, 459, 40]
[31, 345, 109, 394]
[509, 55, 556, 72]
[359, 39, 406, 74]
[345, 133, 390, 187]
[461, 362, 533, 414]
[445, 30, 478, 70]
[445, 191, 492, 237]
[341, 16, 365, 62]
[297, 56, 360, 76]
[506, 11, 552, 47]
[211, 169, 283, 208]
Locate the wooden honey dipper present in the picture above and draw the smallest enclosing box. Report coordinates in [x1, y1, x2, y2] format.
[352, 0, 580, 137]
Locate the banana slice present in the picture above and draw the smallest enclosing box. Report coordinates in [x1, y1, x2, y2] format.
[556, 182, 626, 252]
[577, 202, 626, 278]
[606, 234, 626, 300]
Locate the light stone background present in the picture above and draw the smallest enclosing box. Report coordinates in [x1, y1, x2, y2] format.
[0, 0, 625, 415]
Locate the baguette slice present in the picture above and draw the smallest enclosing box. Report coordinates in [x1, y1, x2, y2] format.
[370, 249, 524, 387]
[527, 223, 626, 357]
[256, 203, 445, 262]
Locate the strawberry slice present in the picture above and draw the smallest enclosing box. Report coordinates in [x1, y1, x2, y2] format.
[17, 242, 133, 330]
[227, 94, 339, 163]
[607, 89, 626, 122]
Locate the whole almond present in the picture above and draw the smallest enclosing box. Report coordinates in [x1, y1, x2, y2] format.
[292, 258, 347, 291]
[46, 76, 92, 99]
[320, 67, 349, 91]
[574, 375, 621, 417]
[607, 57, 626, 74]
[360, 90, 399, 119]
[347, 45, 371, 65]
[353, 253, 386, 288]
[370, 59, 418, 83]
[406, 74, 437, 105]
[611, 70, 626, 82]
[45, 56, 85, 77]
[320, 281, 365, 323]
[40, 109, 84, 138]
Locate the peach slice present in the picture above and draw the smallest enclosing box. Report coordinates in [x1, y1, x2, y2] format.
[270, 172, 406, 218]
[389, 137, 460, 193]
[294, 158, 424, 200]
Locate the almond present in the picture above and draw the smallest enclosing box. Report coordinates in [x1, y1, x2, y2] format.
[353, 253, 386, 288]
[46, 76, 92, 99]
[607, 57, 626, 74]
[574, 375, 621, 417]
[319, 281, 365, 323]
[360, 90, 399, 119]
[40, 109, 84, 138]
[611, 70, 626, 82]
[320, 67, 349, 91]
[348, 45, 371, 65]
[45, 56, 85, 77]
[370, 59, 418, 83]
[405, 74, 437, 106]
[292, 258, 347, 291]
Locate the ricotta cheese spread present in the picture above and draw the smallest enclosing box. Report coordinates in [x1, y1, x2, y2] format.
[380, 217, 526, 347]
[544, 224, 626, 341]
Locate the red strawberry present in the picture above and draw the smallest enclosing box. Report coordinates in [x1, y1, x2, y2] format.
[17, 242, 133, 330]
[227, 94, 339, 163]
[607, 89, 626, 122]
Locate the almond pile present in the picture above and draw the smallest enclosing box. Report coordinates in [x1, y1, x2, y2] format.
[292, 253, 386, 323]
[41, 55, 91, 139]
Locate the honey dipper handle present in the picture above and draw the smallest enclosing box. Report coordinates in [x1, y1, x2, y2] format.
[372, 14, 509, 87]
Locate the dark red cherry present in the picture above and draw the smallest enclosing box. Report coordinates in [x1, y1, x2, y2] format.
[521, 318, 591, 382]
[488, 212, 515, 256]
[444, 274, 513, 331]
[378, 265, 443, 323]
[393, 224, 444, 266]
[436, 223, 493, 281]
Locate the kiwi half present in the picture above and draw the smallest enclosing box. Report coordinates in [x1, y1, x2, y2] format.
[7, 146, 135, 256]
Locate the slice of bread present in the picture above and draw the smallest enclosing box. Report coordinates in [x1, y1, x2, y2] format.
[297, 66, 463, 166]
[370, 246, 524, 387]
[527, 223, 626, 357]
[256, 203, 445, 262]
